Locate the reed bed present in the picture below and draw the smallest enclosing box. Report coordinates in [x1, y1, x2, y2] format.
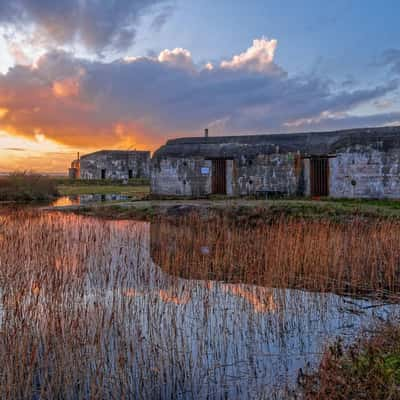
[0, 209, 399, 399]
[0, 172, 58, 201]
[152, 213, 400, 298]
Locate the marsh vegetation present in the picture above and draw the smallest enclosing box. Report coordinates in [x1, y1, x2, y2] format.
[0, 209, 399, 399]
[0, 172, 59, 201]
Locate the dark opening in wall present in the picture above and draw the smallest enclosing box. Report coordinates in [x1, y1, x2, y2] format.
[128, 169, 133, 179]
[248, 159, 253, 166]
[310, 156, 329, 196]
[101, 169, 106, 179]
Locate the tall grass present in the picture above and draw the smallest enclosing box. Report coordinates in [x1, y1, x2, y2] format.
[0, 209, 399, 399]
[0, 172, 59, 201]
[152, 213, 400, 298]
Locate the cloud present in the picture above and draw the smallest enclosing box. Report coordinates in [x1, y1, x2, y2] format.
[0, 39, 398, 151]
[158, 48, 195, 70]
[382, 49, 400, 75]
[0, 0, 172, 53]
[283, 110, 400, 132]
[220, 38, 283, 75]
[151, 5, 175, 32]
[3, 147, 26, 152]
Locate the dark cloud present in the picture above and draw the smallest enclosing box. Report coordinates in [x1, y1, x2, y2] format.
[0, 0, 172, 52]
[3, 148, 26, 152]
[0, 39, 398, 150]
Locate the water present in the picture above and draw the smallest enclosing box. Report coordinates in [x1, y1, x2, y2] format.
[51, 194, 131, 206]
[1, 212, 399, 399]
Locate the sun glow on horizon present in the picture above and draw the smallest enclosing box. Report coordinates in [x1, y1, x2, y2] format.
[0, 130, 86, 173]
[0, 128, 161, 173]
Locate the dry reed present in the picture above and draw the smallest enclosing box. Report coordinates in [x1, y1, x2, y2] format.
[0, 209, 399, 399]
[152, 213, 400, 298]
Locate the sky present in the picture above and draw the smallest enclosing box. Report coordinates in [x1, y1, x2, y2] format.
[0, 0, 400, 173]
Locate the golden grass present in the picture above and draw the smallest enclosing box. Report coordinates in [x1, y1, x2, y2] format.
[152, 213, 400, 299]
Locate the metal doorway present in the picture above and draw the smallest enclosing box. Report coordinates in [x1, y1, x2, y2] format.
[310, 157, 329, 197]
[212, 159, 227, 195]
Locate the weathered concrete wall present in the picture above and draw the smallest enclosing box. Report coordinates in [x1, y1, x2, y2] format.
[235, 153, 303, 196]
[330, 145, 400, 199]
[151, 153, 306, 197]
[80, 151, 150, 180]
[151, 157, 212, 196]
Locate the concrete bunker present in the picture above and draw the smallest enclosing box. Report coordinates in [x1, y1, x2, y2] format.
[151, 126, 400, 199]
[69, 150, 151, 181]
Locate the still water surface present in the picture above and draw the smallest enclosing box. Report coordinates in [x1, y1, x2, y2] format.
[1, 212, 399, 399]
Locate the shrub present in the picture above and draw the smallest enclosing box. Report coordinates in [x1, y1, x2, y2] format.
[0, 172, 59, 201]
[299, 322, 400, 399]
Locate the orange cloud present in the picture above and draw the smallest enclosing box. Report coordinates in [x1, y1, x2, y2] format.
[0, 108, 9, 119]
[52, 77, 80, 97]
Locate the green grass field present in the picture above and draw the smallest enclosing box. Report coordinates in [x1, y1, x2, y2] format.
[57, 184, 150, 198]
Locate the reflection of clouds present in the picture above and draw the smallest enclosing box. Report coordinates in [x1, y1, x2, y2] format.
[122, 281, 276, 312]
[221, 284, 276, 313]
[159, 289, 191, 305]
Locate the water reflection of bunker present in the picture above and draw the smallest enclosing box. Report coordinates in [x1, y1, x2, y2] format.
[1, 212, 399, 400]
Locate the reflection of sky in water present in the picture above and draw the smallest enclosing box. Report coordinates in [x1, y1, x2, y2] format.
[1, 213, 400, 399]
[51, 194, 131, 207]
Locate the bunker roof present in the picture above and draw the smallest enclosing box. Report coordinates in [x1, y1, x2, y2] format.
[154, 126, 400, 159]
[80, 150, 150, 159]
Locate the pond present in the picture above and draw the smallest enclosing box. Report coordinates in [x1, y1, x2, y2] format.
[51, 193, 132, 207]
[0, 210, 399, 399]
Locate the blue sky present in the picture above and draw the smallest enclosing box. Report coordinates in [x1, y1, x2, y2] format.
[135, 0, 400, 80]
[0, 0, 399, 171]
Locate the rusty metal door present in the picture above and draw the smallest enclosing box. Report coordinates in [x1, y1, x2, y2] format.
[212, 159, 227, 194]
[310, 157, 329, 196]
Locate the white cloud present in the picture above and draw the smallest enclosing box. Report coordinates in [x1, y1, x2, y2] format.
[158, 48, 195, 70]
[220, 38, 282, 75]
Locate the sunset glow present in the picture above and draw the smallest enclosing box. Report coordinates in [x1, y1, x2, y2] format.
[0, 1, 399, 173]
[0, 130, 83, 173]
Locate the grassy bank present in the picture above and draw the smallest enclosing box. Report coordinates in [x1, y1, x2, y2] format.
[58, 184, 149, 197]
[299, 321, 400, 399]
[56, 178, 150, 198]
[62, 197, 400, 222]
[0, 172, 59, 201]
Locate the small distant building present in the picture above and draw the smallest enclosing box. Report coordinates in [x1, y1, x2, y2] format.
[69, 150, 151, 180]
[151, 126, 400, 199]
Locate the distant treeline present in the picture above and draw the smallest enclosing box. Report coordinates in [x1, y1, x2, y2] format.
[0, 172, 59, 201]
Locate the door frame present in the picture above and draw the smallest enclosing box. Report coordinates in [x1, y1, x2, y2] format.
[309, 156, 330, 197]
[211, 158, 227, 195]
